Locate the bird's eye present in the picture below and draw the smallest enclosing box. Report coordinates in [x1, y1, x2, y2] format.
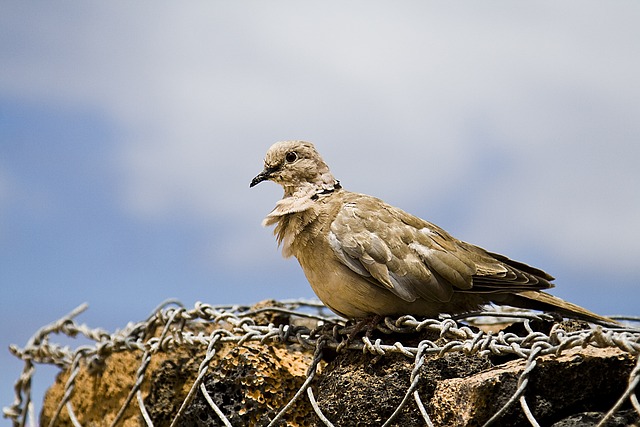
[285, 151, 298, 163]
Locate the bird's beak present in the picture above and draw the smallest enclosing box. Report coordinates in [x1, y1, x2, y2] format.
[250, 167, 277, 188]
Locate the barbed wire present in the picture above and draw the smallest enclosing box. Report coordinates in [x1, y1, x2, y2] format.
[4, 300, 640, 427]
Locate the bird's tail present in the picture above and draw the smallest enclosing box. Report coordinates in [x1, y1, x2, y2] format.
[493, 290, 619, 326]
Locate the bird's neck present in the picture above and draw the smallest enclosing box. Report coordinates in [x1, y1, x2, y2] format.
[262, 181, 342, 258]
[282, 173, 340, 196]
[270, 177, 341, 216]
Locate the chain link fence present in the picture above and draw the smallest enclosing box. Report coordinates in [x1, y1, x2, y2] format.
[4, 299, 640, 426]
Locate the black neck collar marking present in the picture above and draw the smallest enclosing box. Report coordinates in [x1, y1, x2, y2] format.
[311, 181, 341, 200]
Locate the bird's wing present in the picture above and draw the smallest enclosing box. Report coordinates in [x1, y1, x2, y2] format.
[328, 194, 553, 303]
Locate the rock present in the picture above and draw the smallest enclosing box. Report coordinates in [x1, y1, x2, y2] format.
[551, 409, 640, 427]
[41, 349, 153, 427]
[314, 349, 492, 426]
[429, 347, 637, 427]
[40, 303, 316, 427]
[147, 343, 314, 427]
[36, 308, 639, 427]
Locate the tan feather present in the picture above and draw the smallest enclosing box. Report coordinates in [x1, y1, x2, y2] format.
[251, 140, 617, 324]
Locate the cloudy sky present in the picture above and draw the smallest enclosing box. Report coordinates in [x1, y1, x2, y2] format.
[2, 1, 639, 415]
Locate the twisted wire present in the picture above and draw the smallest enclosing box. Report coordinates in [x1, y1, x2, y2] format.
[4, 301, 640, 427]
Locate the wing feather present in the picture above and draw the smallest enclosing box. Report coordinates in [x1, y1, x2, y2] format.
[328, 193, 553, 304]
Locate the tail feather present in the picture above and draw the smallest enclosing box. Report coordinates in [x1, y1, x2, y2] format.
[492, 290, 618, 325]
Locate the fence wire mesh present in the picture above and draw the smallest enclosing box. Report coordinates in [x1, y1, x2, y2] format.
[4, 299, 640, 427]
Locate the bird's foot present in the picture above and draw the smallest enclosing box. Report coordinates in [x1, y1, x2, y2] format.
[336, 315, 384, 351]
[309, 320, 342, 341]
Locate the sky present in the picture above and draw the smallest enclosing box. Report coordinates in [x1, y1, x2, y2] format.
[1, 1, 639, 421]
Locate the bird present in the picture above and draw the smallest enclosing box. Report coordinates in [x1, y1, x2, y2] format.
[250, 140, 614, 324]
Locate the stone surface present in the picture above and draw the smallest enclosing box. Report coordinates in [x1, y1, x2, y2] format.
[162, 343, 314, 426]
[39, 314, 639, 426]
[551, 410, 640, 427]
[314, 348, 492, 426]
[40, 304, 316, 427]
[429, 347, 637, 427]
[41, 349, 157, 426]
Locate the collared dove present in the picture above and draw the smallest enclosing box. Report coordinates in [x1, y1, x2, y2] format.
[251, 140, 614, 324]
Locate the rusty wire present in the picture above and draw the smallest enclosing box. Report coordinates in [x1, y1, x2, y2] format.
[3, 300, 640, 427]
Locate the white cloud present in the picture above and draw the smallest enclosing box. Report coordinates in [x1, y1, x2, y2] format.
[1, 1, 639, 274]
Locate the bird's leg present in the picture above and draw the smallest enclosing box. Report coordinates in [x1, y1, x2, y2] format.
[360, 314, 384, 338]
[337, 314, 384, 351]
[309, 320, 342, 340]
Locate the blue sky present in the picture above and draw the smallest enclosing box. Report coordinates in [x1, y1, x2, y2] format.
[2, 1, 640, 420]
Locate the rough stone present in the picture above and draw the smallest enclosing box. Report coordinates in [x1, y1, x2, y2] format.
[429, 347, 637, 427]
[39, 313, 639, 427]
[40, 303, 317, 427]
[41, 349, 152, 426]
[550, 409, 640, 427]
[166, 343, 314, 427]
[315, 349, 492, 426]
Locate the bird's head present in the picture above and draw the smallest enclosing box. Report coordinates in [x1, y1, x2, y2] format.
[250, 141, 340, 196]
